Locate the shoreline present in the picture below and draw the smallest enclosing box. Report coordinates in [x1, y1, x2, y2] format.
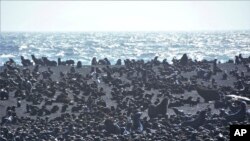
[0, 55, 237, 67]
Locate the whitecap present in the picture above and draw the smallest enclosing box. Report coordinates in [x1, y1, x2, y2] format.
[0, 54, 15, 58]
[19, 45, 28, 50]
[56, 51, 65, 57]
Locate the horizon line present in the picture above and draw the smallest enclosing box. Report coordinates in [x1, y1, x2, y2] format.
[1, 29, 250, 33]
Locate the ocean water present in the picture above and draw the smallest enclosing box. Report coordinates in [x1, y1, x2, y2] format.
[0, 31, 250, 65]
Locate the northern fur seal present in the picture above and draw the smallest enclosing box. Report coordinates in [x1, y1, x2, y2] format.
[104, 119, 121, 134]
[21, 56, 32, 66]
[225, 101, 247, 122]
[132, 112, 143, 132]
[148, 98, 169, 119]
[181, 110, 207, 129]
[196, 86, 220, 102]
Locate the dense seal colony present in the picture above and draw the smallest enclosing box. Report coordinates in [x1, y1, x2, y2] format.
[0, 54, 250, 141]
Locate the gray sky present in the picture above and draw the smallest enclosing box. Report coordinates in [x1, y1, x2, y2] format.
[1, 1, 250, 32]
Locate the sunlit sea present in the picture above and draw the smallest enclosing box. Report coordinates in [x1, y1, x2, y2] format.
[0, 31, 250, 65]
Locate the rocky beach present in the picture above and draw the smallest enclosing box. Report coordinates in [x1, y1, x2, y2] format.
[0, 54, 250, 141]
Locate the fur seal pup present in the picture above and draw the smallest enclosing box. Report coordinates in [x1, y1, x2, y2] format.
[116, 59, 122, 65]
[181, 110, 207, 129]
[104, 119, 121, 134]
[76, 61, 82, 68]
[225, 101, 247, 122]
[132, 112, 143, 132]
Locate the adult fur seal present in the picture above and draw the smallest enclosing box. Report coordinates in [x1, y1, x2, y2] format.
[148, 98, 169, 119]
[196, 86, 220, 102]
